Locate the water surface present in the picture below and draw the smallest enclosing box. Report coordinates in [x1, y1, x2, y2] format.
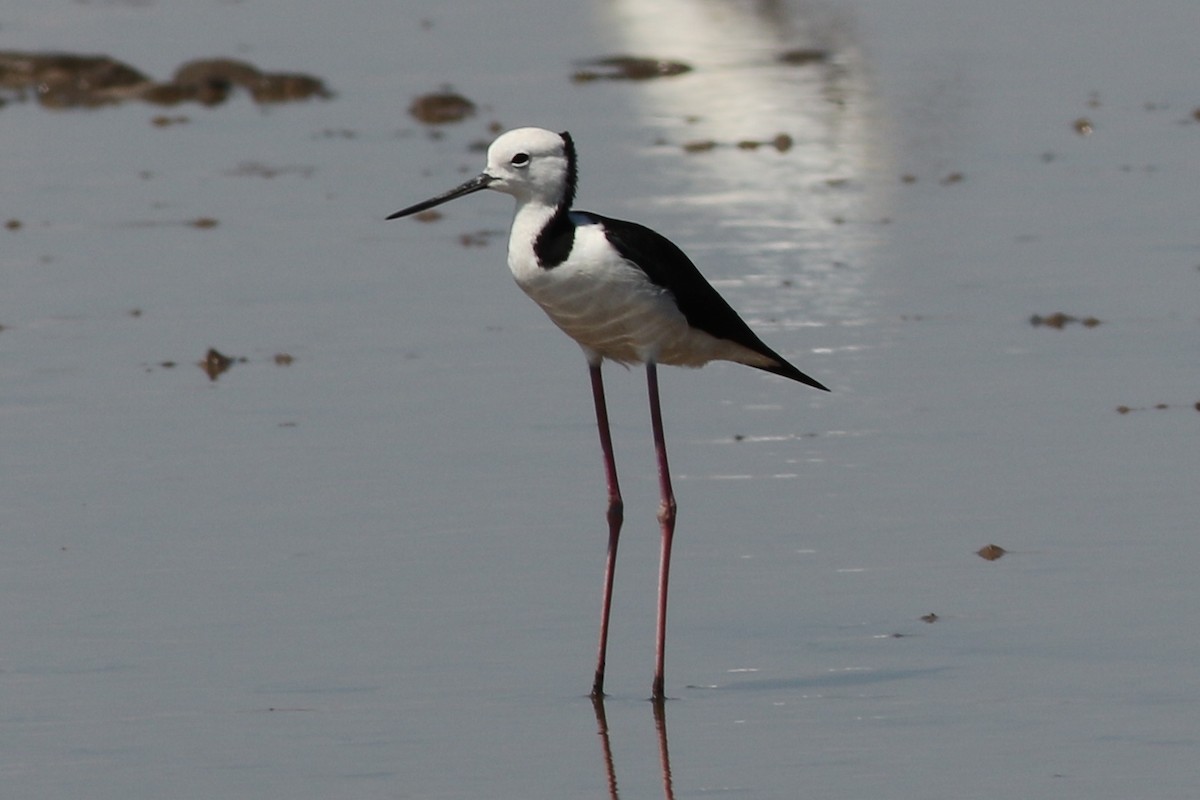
[3, 1, 1198, 798]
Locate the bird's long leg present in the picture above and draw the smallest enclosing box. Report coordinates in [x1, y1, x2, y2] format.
[590, 362, 624, 699]
[646, 362, 677, 701]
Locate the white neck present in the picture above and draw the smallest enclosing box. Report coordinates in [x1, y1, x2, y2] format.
[506, 197, 560, 280]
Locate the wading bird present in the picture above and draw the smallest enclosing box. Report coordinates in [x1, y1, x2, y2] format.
[388, 127, 828, 700]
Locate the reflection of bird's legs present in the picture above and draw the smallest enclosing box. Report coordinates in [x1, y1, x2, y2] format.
[652, 696, 676, 800]
[591, 696, 620, 799]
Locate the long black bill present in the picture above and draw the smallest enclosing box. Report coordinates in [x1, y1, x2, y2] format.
[386, 173, 495, 220]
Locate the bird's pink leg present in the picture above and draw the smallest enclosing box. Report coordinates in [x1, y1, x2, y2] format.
[646, 362, 677, 701]
[590, 362, 624, 699]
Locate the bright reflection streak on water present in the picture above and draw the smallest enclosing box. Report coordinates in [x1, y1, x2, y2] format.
[596, 0, 892, 324]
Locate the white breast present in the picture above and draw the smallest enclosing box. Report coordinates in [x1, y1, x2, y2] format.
[507, 214, 762, 368]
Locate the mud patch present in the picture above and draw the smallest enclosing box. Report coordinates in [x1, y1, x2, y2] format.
[1029, 312, 1102, 329]
[409, 91, 476, 124]
[778, 48, 832, 66]
[681, 133, 795, 154]
[976, 544, 1006, 561]
[1116, 402, 1200, 415]
[199, 348, 242, 381]
[572, 56, 692, 83]
[0, 51, 331, 110]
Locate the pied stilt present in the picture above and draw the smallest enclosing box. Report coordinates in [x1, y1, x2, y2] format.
[388, 127, 828, 701]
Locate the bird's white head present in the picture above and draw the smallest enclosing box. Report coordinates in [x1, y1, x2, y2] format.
[483, 127, 575, 206]
[387, 127, 576, 220]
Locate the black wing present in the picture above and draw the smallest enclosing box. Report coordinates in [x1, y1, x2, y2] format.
[584, 212, 828, 391]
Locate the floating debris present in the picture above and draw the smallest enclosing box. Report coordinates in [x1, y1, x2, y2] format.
[572, 56, 692, 82]
[0, 51, 148, 107]
[199, 348, 244, 381]
[5, 218, 21, 230]
[1029, 312, 1102, 329]
[273, 353, 294, 366]
[408, 91, 476, 124]
[171, 58, 330, 104]
[976, 544, 1006, 561]
[458, 229, 502, 248]
[920, 612, 939, 624]
[778, 48, 831, 66]
[939, 172, 964, 186]
[734, 133, 794, 152]
[150, 114, 189, 127]
[684, 133, 794, 154]
[1116, 402, 1196, 415]
[0, 51, 331, 109]
[1072, 117, 1094, 136]
[225, 161, 316, 179]
[681, 139, 718, 153]
[121, 216, 220, 230]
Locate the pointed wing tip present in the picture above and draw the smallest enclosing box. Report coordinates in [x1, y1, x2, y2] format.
[766, 362, 830, 392]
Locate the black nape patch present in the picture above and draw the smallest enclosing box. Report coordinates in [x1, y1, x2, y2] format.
[533, 131, 580, 268]
[559, 131, 578, 210]
[534, 211, 576, 267]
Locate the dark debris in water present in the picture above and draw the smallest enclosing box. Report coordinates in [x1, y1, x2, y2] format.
[976, 544, 1007, 561]
[145, 348, 292, 377]
[458, 229, 504, 248]
[572, 56, 693, 83]
[897, 172, 967, 186]
[151, 114, 189, 127]
[736, 133, 794, 152]
[199, 348, 242, 381]
[121, 217, 219, 229]
[225, 161, 316, 179]
[1029, 312, 1102, 329]
[1116, 402, 1200, 415]
[682, 133, 795, 154]
[0, 51, 331, 110]
[682, 139, 718, 154]
[778, 48, 832, 66]
[409, 91, 476, 125]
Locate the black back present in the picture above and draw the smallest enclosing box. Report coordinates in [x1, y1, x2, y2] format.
[588, 213, 828, 390]
[530, 130, 827, 391]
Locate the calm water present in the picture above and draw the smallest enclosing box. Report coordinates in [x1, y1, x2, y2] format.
[3, 1, 1198, 798]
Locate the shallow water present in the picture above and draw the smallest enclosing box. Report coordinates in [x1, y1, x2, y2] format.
[3, 1, 1198, 798]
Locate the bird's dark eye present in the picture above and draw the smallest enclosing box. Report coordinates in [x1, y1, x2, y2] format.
[511, 153, 531, 167]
